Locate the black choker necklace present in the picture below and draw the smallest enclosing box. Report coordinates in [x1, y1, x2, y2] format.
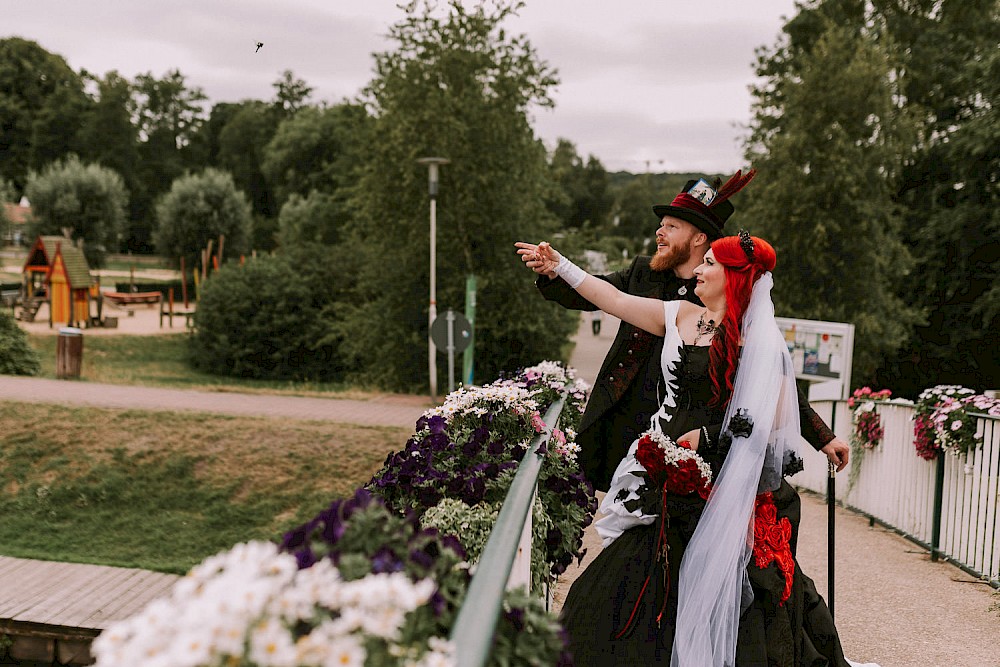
[694, 311, 718, 344]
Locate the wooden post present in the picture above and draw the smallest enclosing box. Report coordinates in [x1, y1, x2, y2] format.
[180, 257, 188, 308]
[217, 234, 225, 267]
[168, 288, 175, 327]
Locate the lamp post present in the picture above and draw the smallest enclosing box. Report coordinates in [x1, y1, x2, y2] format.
[417, 157, 450, 399]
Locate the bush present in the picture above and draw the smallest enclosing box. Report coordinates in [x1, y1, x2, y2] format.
[190, 246, 357, 382]
[153, 169, 252, 274]
[0, 310, 41, 376]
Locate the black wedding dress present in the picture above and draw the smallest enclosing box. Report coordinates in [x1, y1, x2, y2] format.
[560, 341, 851, 666]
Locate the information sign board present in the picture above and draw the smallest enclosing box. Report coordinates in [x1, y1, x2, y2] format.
[774, 316, 855, 401]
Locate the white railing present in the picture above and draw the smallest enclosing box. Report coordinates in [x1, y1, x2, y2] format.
[794, 400, 1000, 587]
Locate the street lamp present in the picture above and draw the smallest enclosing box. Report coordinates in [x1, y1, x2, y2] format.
[417, 157, 450, 399]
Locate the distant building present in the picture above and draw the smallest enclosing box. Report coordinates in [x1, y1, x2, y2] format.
[3, 196, 32, 246]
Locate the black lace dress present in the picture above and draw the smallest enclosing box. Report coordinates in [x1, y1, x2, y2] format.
[559, 344, 851, 666]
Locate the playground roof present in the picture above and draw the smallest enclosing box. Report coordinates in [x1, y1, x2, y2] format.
[24, 236, 94, 289]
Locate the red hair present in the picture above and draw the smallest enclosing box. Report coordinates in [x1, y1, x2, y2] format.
[707, 235, 777, 407]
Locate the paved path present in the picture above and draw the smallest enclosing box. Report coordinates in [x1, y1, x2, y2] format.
[0, 376, 431, 429]
[560, 313, 1000, 667]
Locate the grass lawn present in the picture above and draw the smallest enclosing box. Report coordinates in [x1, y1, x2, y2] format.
[0, 401, 407, 573]
[27, 333, 386, 399]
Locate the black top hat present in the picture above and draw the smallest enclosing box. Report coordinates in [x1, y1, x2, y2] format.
[652, 169, 757, 240]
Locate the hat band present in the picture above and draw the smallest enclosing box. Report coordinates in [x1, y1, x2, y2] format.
[670, 193, 723, 226]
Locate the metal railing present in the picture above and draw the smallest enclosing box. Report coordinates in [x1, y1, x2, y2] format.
[449, 396, 566, 667]
[796, 400, 1000, 587]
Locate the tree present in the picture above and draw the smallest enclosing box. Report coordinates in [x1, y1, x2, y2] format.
[879, 35, 1000, 393]
[130, 70, 208, 251]
[277, 191, 345, 247]
[546, 139, 613, 231]
[77, 70, 139, 185]
[25, 156, 128, 268]
[261, 103, 372, 207]
[190, 246, 357, 381]
[0, 38, 89, 191]
[217, 101, 280, 219]
[342, 0, 576, 390]
[744, 16, 922, 385]
[153, 168, 251, 273]
[272, 70, 314, 116]
[0, 177, 15, 241]
[870, 0, 1000, 394]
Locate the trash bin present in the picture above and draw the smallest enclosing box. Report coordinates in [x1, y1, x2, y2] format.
[56, 327, 84, 379]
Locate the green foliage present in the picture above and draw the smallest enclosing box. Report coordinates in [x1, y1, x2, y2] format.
[24, 155, 128, 267]
[217, 101, 280, 218]
[153, 168, 251, 271]
[261, 103, 372, 206]
[0, 177, 15, 239]
[129, 69, 209, 252]
[277, 191, 345, 247]
[876, 2, 1000, 394]
[0, 38, 90, 191]
[546, 138, 613, 231]
[744, 17, 922, 384]
[271, 69, 314, 116]
[344, 0, 575, 390]
[77, 70, 138, 180]
[191, 246, 358, 381]
[0, 310, 41, 376]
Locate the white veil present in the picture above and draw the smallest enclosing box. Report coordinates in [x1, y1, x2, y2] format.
[670, 272, 804, 666]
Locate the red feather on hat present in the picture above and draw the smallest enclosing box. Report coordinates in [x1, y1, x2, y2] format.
[712, 168, 757, 207]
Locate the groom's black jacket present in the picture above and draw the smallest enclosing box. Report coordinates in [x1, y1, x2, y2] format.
[536, 255, 835, 491]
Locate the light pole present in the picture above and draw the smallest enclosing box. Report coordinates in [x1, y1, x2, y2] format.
[417, 157, 449, 399]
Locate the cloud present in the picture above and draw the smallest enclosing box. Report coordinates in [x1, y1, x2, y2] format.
[533, 106, 750, 173]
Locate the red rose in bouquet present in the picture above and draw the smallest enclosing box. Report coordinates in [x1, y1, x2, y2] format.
[634, 431, 712, 497]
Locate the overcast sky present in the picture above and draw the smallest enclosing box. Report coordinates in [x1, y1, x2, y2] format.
[5, 0, 799, 174]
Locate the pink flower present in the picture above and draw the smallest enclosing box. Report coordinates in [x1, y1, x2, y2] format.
[951, 420, 963, 431]
[530, 412, 546, 433]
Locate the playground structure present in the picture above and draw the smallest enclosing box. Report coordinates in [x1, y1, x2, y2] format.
[19, 236, 95, 327]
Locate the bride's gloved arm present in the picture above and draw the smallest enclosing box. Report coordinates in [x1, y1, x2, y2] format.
[676, 424, 724, 453]
[515, 241, 666, 336]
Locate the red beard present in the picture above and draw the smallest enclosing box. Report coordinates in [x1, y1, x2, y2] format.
[649, 239, 692, 272]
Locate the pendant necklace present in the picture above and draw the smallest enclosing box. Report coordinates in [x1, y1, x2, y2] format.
[694, 310, 718, 344]
[677, 284, 688, 296]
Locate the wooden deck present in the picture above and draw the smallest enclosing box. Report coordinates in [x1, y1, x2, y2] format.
[0, 556, 178, 665]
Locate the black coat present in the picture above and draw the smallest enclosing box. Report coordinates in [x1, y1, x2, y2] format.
[537, 256, 835, 491]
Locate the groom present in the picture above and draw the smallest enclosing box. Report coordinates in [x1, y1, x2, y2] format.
[519, 175, 849, 491]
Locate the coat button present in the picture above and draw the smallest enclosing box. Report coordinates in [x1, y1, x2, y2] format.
[608, 376, 614, 382]
[618, 362, 624, 368]
[633, 332, 640, 338]
[627, 349, 633, 355]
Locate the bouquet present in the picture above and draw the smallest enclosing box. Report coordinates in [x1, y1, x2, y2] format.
[634, 430, 712, 496]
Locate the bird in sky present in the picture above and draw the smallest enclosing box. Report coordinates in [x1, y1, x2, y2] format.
[255, 42, 263, 52]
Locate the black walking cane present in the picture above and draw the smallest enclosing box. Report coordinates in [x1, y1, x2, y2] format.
[827, 407, 837, 620]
